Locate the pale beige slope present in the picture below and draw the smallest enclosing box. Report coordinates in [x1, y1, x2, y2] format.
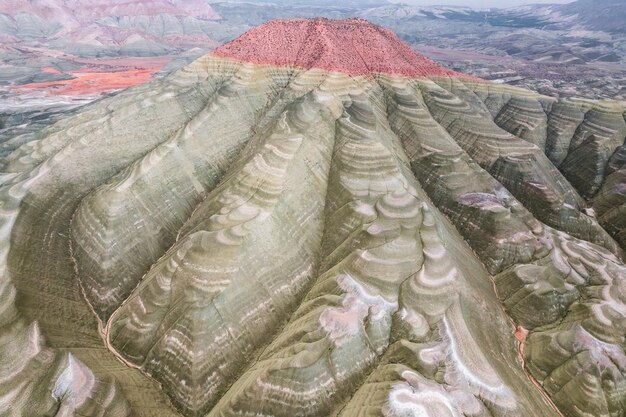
[72, 61, 282, 321]
[384, 75, 626, 417]
[206, 82, 553, 417]
[0, 57, 237, 417]
[462, 80, 626, 252]
[108, 77, 338, 416]
[0, 53, 624, 417]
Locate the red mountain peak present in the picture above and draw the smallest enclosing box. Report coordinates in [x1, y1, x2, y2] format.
[213, 18, 471, 78]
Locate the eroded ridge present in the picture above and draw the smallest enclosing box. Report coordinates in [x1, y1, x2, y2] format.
[72, 61, 298, 321]
[383, 76, 626, 417]
[107, 82, 340, 416]
[459, 80, 626, 251]
[0, 17, 625, 417]
[207, 86, 532, 417]
[0, 50, 225, 416]
[497, 233, 626, 416]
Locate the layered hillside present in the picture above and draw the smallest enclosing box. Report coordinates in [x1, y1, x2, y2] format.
[0, 0, 220, 53]
[0, 0, 222, 107]
[1, 18, 625, 417]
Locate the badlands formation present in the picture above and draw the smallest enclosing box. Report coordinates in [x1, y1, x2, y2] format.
[1, 18, 626, 417]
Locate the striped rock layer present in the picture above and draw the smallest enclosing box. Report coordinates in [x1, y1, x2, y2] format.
[1, 18, 626, 417]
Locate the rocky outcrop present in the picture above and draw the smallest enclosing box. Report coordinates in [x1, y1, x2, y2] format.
[1, 18, 625, 417]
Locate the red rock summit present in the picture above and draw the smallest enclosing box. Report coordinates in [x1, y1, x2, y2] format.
[213, 18, 468, 78]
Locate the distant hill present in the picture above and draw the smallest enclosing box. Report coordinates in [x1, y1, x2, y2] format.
[556, 0, 626, 33]
[0, 0, 221, 56]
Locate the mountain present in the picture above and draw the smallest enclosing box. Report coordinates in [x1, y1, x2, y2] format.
[2, 0, 624, 135]
[352, 2, 626, 101]
[0, 0, 224, 152]
[1, 17, 626, 417]
[0, 0, 221, 54]
[210, 0, 389, 6]
[355, 0, 626, 34]
[358, 2, 626, 64]
[530, 0, 626, 34]
[0, 0, 222, 103]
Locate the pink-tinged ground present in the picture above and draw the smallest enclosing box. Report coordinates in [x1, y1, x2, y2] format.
[214, 18, 475, 79]
[71, 56, 174, 68]
[10, 67, 160, 96]
[0, 0, 220, 22]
